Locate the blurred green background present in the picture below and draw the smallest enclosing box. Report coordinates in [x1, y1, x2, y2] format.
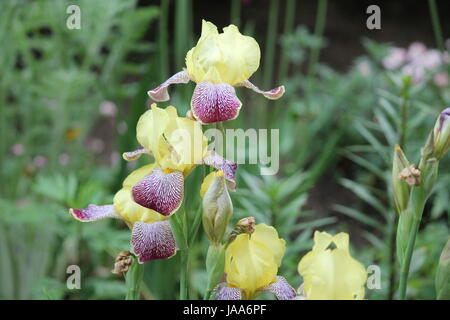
[0, 0, 449, 300]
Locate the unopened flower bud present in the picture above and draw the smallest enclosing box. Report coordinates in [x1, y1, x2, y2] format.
[392, 145, 411, 213]
[201, 171, 233, 244]
[432, 107, 450, 159]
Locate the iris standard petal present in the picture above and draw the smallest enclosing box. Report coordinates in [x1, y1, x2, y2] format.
[69, 204, 120, 222]
[191, 82, 242, 124]
[186, 20, 260, 85]
[225, 223, 284, 298]
[260, 276, 297, 300]
[131, 220, 177, 263]
[298, 231, 367, 300]
[147, 71, 191, 102]
[132, 168, 184, 216]
[236, 80, 285, 100]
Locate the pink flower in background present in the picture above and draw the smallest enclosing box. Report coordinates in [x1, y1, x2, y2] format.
[383, 41, 449, 84]
[11, 144, 25, 156]
[434, 72, 449, 87]
[33, 155, 47, 168]
[406, 42, 427, 61]
[383, 48, 406, 70]
[59, 153, 70, 166]
[99, 101, 117, 117]
[357, 61, 371, 76]
[86, 138, 105, 153]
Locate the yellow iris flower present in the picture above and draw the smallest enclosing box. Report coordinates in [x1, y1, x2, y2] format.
[298, 231, 367, 300]
[225, 223, 286, 299]
[185, 20, 260, 85]
[148, 20, 284, 124]
[136, 103, 208, 175]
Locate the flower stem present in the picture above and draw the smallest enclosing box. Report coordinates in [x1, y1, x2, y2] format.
[170, 207, 190, 300]
[307, 0, 328, 79]
[398, 216, 420, 300]
[428, 0, 445, 52]
[125, 256, 144, 300]
[179, 248, 189, 300]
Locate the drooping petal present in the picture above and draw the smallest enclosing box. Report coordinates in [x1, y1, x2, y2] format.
[147, 71, 191, 102]
[236, 80, 285, 100]
[122, 147, 151, 161]
[69, 204, 120, 222]
[132, 168, 184, 216]
[131, 220, 177, 263]
[191, 82, 242, 124]
[260, 276, 296, 300]
[214, 283, 242, 300]
[203, 151, 237, 190]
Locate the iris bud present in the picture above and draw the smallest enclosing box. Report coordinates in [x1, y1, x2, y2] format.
[201, 171, 233, 244]
[392, 144, 412, 213]
[432, 107, 450, 159]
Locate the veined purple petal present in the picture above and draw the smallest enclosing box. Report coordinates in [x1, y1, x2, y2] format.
[69, 204, 120, 222]
[131, 220, 177, 263]
[203, 151, 237, 191]
[260, 276, 296, 300]
[122, 147, 151, 161]
[191, 82, 242, 124]
[147, 71, 191, 102]
[214, 283, 242, 300]
[132, 168, 184, 216]
[237, 80, 285, 100]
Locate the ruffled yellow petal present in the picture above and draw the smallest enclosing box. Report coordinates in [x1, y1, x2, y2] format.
[298, 231, 367, 300]
[186, 20, 260, 85]
[225, 223, 285, 298]
[251, 224, 286, 266]
[136, 104, 207, 175]
[136, 104, 172, 164]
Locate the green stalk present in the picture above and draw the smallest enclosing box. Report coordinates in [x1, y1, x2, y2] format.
[428, 0, 445, 52]
[260, 0, 279, 125]
[262, 0, 279, 91]
[278, 0, 296, 83]
[159, 0, 169, 79]
[307, 0, 328, 79]
[230, 0, 241, 26]
[125, 256, 145, 300]
[170, 207, 189, 300]
[398, 216, 420, 300]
